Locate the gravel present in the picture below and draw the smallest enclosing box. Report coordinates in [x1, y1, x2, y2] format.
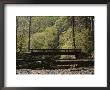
[16, 67, 94, 74]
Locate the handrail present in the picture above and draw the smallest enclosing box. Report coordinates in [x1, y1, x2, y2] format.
[29, 49, 81, 55]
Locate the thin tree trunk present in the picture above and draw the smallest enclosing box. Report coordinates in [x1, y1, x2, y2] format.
[91, 16, 94, 31]
[91, 16, 94, 52]
[71, 16, 76, 49]
[16, 17, 18, 52]
[28, 16, 32, 52]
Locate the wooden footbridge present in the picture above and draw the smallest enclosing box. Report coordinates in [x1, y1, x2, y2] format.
[16, 48, 94, 69]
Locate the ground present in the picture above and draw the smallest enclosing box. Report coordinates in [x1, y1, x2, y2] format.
[16, 67, 94, 74]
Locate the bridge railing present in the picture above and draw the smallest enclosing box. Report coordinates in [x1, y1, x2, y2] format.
[29, 49, 81, 55]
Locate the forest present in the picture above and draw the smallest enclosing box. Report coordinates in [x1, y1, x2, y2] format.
[16, 16, 94, 59]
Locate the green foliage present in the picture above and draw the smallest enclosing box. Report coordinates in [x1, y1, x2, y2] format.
[30, 26, 57, 49]
[59, 28, 73, 49]
[75, 28, 92, 53]
[16, 16, 94, 59]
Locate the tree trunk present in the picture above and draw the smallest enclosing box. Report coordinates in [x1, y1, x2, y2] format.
[71, 16, 76, 49]
[28, 16, 32, 51]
